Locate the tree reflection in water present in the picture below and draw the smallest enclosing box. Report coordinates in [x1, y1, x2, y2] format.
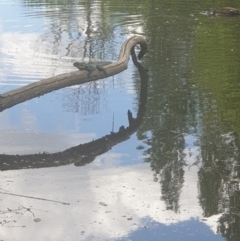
[199, 130, 240, 241]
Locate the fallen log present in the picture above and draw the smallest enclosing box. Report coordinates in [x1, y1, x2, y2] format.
[0, 35, 148, 111]
[0, 49, 149, 171]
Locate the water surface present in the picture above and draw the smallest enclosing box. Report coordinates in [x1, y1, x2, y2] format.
[1, 0, 240, 240]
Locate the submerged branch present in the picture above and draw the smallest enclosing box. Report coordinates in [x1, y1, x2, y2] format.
[0, 191, 70, 205]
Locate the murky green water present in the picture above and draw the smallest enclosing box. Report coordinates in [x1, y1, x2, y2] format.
[1, 0, 240, 240]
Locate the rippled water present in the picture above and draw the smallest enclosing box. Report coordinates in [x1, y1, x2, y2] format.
[1, 0, 240, 240]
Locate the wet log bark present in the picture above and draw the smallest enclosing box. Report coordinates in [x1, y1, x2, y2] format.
[0, 35, 147, 111]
